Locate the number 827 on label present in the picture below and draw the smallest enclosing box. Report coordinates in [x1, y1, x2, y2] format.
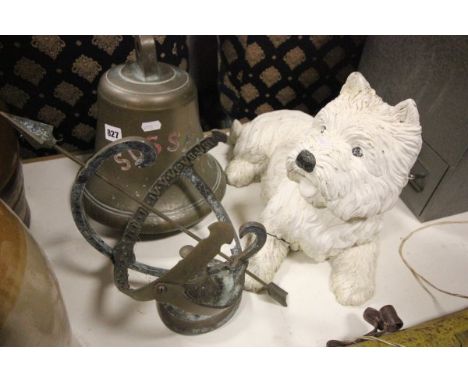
[105, 124, 122, 142]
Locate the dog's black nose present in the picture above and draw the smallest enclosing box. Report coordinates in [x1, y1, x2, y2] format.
[296, 150, 316, 173]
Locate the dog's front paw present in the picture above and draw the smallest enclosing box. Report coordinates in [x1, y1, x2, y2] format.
[330, 273, 375, 306]
[242, 230, 289, 293]
[243, 258, 274, 292]
[225, 159, 258, 187]
[244, 274, 265, 292]
[329, 242, 377, 306]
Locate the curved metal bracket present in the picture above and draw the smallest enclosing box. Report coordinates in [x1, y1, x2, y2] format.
[70, 137, 157, 260]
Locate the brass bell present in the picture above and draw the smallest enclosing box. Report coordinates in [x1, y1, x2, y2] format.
[83, 36, 226, 235]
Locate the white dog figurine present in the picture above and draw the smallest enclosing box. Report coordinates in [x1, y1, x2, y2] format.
[226, 72, 422, 306]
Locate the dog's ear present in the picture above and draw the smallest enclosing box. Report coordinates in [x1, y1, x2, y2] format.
[395, 99, 420, 125]
[391, 99, 422, 143]
[387, 99, 422, 191]
[340, 72, 371, 96]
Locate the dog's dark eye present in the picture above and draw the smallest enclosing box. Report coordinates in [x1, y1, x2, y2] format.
[352, 147, 363, 157]
[320, 126, 326, 134]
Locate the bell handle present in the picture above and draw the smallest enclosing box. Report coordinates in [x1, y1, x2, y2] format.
[135, 35, 160, 79]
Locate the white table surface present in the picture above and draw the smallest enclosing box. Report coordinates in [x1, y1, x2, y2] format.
[22, 143, 468, 346]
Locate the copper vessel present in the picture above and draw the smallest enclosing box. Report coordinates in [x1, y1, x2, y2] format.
[0, 200, 72, 346]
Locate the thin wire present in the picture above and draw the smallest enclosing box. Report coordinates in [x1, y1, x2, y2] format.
[358, 335, 404, 347]
[266, 232, 291, 245]
[399, 220, 468, 300]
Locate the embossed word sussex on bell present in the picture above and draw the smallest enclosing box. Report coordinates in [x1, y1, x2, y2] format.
[83, 36, 226, 235]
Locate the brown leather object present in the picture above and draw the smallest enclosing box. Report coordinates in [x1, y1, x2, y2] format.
[0, 118, 19, 190]
[327, 305, 404, 347]
[0, 120, 31, 227]
[0, 163, 24, 207]
[8, 185, 30, 228]
[0, 164, 30, 226]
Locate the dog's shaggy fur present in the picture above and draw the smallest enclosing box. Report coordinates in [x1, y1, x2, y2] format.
[226, 72, 422, 306]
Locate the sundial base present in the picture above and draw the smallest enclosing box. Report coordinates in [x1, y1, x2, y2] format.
[157, 297, 241, 335]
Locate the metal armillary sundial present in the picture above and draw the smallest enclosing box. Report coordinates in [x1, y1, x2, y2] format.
[1, 112, 288, 335]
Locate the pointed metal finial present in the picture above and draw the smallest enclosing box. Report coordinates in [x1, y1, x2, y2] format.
[0, 112, 57, 149]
